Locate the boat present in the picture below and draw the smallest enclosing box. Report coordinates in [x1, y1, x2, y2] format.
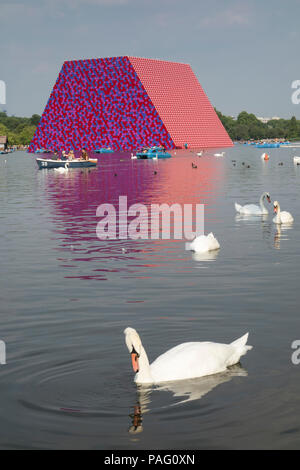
[134, 146, 172, 159]
[35, 149, 52, 154]
[36, 158, 98, 169]
[94, 148, 114, 154]
[256, 143, 280, 148]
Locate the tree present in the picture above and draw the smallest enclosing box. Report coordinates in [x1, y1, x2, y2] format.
[0, 123, 8, 135]
[30, 114, 41, 126]
[18, 125, 37, 145]
[288, 116, 299, 139]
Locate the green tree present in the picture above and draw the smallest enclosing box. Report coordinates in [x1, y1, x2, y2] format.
[288, 116, 299, 139]
[30, 114, 41, 126]
[18, 125, 37, 145]
[0, 123, 8, 135]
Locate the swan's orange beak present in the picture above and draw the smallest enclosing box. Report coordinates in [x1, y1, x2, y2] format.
[274, 206, 278, 213]
[131, 352, 139, 373]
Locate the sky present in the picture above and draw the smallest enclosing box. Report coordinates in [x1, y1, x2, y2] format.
[1, 0, 300, 119]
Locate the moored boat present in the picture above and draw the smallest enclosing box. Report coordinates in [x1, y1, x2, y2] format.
[35, 149, 52, 154]
[94, 148, 114, 154]
[36, 158, 98, 169]
[135, 146, 171, 159]
[256, 143, 280, 148]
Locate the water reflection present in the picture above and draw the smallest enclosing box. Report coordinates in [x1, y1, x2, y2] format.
[129, 364, 247, 433]
[273, 223, 294, 250]
[37, 152, 224, 280]
[191, 249, 220, 262]
[235, 213, 269, 223]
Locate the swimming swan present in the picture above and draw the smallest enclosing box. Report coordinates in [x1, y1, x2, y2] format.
[185, 233, 220, 253]
[214, 151, 225, 157]
[54, 162, 69, 173]
[124, 328, 252, 384]
[235, 192, 271, 215]
[273, 201, 294, 224]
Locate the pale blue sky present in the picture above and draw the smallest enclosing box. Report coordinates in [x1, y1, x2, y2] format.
[1, 0, 300, 118]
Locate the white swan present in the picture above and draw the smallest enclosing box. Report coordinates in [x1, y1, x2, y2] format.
[185, 232, 220, 253]
[235, 191, 271, 215]
[273, 201, 294, 224]
[197, 151, 203, 156]
[214, 151, 225, 157]
[54, 162, 69, 173]
[124, 328, 252, 384]
[293, 156, 300, 164]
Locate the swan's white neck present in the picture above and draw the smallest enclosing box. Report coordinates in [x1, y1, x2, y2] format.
[274, 203, 281, 222]
[135, 346, 153, 383]
[259, 193, 268, 213]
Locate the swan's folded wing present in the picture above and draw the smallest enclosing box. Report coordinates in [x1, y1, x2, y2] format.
[150, 342, 235, 383]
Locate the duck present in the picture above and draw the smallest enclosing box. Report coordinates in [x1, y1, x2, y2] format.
[54, 162, 69, 173]
[185, 232, 220, 253]
[124, 328, 252, 384]
[235, 191, 271, 215]
[191, 163, 197, 169]
[273, 201, 294, 224]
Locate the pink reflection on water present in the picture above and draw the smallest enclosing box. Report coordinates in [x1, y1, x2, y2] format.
[39, 150, 225, 280]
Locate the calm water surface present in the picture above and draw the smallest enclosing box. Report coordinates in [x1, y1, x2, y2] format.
[0, 146, 300, 449]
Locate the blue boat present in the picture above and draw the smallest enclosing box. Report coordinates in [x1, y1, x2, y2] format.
[135, 146, 172, 159]
[256, 143, 280, 148]
[36, 158, 98, 169]
[35, 149, 52, 154]
[94, 148, 114, 154]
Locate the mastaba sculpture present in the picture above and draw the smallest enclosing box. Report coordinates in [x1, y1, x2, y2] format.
[29, 56, 232, 152]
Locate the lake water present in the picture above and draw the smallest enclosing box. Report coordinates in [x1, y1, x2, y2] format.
[0, 146, 300, 450]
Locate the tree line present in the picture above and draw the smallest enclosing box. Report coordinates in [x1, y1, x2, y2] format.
[216, 109, 300, 141]
[1, 110, 300, 146]
[0, 111, 41, 145]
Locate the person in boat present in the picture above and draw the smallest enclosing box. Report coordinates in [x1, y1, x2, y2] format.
[81, 148, 89, 161]
[52, 150, 59, 160]
[61, 151, 68, 161]
[68, 150, 75, 160]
